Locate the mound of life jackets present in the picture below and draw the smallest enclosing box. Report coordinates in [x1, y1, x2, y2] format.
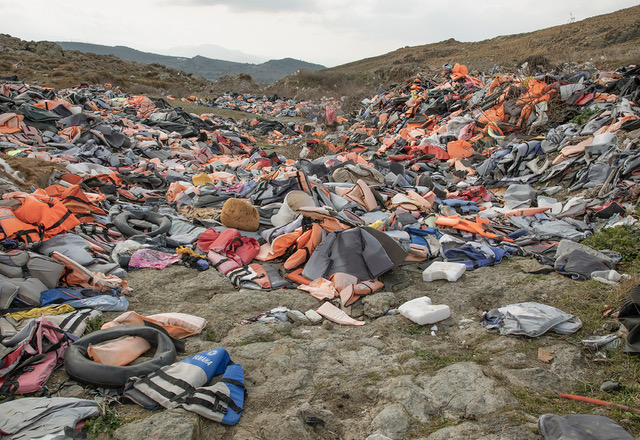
[0, 64, 637, 302]
[0, 62, 638, 425]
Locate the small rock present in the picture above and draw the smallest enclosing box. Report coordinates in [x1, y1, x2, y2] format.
[601, 380, 621, 392]
[378, 375, 434, 423]
[233, 427, 259, 440]
[287, 310, 310, 324]
[252, 411, 310, 439]
[426, 419, 539, 440]
[369, 404, 411, 439]
[297, 402, 339, 433]
[495, 366, 563, 392]
[322, 320, 334, 330]
[363, 291, 399, 318]
[350, 300, 365, 318]
[418, 362, 518, 418]
[113, 409, 198, 440]
[58, 384, 85, 398]
[221, 322, 277, 345]
[366, 435, 393, 440]
[305, 309, 323, 324]
[276, 321, 293, 333]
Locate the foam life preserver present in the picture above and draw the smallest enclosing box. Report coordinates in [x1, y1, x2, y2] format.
[64, 325, 177, 388]
[0, 207, 44, 245]
[14, 197, 80, 240]
[113, 211, 171, 237]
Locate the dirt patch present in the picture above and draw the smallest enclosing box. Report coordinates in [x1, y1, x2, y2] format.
[1, 153, 67, 190]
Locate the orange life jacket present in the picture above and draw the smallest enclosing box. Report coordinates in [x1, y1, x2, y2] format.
[0, 207, 44, 244]
[285, 268, 312, 286]
[44, 185, 107, 218]
[13, 196, 80, 240]
[50, 251, 130, 293]
[284, 223, 323, 270]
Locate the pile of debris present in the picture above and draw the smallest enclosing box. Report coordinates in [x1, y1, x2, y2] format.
[0, 62, 639, 438]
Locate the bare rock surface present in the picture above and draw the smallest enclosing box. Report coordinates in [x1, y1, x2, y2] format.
[52, 256, 609, 439]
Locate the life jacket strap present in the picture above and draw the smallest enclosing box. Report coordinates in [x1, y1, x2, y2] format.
[45, 209, 72, 231]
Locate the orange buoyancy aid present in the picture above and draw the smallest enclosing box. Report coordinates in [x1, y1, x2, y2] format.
[284, 223, 323, 270]
[44, 185, 107, 217]
[13, 196, 81, 240]
[50, 251, 130, 293]
[0, 206, 45, 244]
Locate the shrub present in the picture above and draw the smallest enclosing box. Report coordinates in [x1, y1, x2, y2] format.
[83, 402, 122, 436]
[583, 225, 640, 271]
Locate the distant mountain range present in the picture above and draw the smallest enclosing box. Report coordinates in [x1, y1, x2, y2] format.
[56, 42, 324, 83]
[163, 44, 267, 64]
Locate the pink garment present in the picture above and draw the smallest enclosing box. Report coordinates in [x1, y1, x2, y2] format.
[197, 228, 259, 264]
[298, 278, 338, 300]
[128, 249, 181, 269]
[332, 273, 358, 291]
[217, 183, 245, 193]
[326, 106, 337, 124]
[88, 336, 151, 366]
[207, 250, 242, 275]
[316, 302, 365, 326]
[458, 122, 475, 140]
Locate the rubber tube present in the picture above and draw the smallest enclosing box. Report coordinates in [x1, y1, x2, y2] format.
[113, 211, 171, 237]
[64, 325, 176, 388]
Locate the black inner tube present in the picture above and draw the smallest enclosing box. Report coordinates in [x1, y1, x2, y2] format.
[113, 211, 171, 237]
[64, 325, 176, 388]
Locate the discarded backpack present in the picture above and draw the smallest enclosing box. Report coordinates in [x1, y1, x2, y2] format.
[0, 317, 71, 397]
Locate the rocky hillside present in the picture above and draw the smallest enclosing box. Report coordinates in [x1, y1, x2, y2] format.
[0, 34, 211, 96]
[330, 5, 640, 75]
[1, 5, 639, 101]
[264, 4, 640, 104]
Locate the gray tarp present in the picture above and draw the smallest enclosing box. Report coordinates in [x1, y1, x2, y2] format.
[302, 228, 394, 281]
[538, 414, 634, 440]
[0, 397, 98, 440]
[483, 302, 582, 337]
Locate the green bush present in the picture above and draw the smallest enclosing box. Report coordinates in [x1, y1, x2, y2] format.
[83, 316, 104, 335]
[570, 106, 599, 125]
[83, 403, 121, 436]
[583, 225, 640, 270]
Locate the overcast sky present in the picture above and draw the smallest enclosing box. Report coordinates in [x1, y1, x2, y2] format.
[4, 1, 638, 67]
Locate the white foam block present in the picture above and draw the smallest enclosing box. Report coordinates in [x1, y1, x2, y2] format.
[422, 261, 467, 282]
[398, 296, 451, 325]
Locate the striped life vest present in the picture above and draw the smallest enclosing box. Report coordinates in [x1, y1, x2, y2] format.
[125, 348, 245, 425]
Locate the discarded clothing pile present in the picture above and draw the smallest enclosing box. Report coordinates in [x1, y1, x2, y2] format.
[0, 62, 638, 432]
[0, 64, 637, 315]
[205, 93, 344, 123]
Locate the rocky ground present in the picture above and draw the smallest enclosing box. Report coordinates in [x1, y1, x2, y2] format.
[47, 253, 637, 440]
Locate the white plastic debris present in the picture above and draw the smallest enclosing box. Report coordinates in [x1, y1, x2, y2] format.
[591, 270, 630, 285]
[422, 261, 467, 282]
[398, 296, 451, 325]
